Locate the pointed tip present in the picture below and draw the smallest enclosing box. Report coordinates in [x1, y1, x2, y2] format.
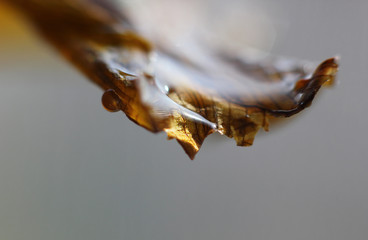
[176, 139, 199, 160]
[314, 57, 339, 87]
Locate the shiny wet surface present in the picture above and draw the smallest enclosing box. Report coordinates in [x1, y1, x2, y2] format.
[0, 1, 368, 240]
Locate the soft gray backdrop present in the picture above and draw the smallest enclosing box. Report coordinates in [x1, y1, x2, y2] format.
[1, 0, 367, 239]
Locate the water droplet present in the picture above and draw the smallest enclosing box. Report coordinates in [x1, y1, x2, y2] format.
[102, 89, 122, 112]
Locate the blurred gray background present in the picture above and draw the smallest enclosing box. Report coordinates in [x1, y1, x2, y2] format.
[0, 0, 367, 239]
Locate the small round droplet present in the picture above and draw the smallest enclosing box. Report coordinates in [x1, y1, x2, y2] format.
[102, 89, 122, 112]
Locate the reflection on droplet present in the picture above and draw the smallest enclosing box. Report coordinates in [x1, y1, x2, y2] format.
[102, 89, 121, 112]
[164, 85, 170, 93]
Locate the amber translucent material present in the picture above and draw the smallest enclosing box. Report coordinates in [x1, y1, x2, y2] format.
[102, 89, 123, 112]
[6, 0, 339, 159]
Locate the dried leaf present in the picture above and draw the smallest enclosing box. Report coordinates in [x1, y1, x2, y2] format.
[6, 0, 339, 159]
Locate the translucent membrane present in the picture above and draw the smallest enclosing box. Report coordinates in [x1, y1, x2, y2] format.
[6, 0, 339, 159]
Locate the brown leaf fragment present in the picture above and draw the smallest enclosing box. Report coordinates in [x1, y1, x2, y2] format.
[5, 0, 339, 159]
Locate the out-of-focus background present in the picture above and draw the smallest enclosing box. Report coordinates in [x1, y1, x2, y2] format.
[0, 0, 367, 240]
